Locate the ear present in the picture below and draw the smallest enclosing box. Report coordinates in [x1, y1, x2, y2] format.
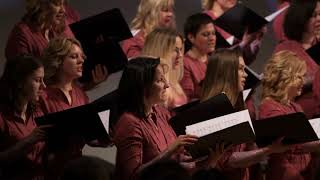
[187, 33, 195, 44]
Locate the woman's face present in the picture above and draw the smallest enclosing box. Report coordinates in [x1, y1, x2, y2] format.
[49, 0, 66, 26]
[306, 2, 320, 36]
[61, 44, 85, 81]
[172, 36, 184, 69]
[287, 70, 306, 100]
[238, 56, 247, 92]
[24, 67, 46, 102]
[188, 23, 216, 54]
[147, 65, 170, 105]
[158, 1, 174, 28]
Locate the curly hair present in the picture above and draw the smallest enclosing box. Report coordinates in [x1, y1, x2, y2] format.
[24, 0, 64, 27]
[41, 37, 83, 85]
[262, 50, 306, 105]
[131, 0, 176, 36]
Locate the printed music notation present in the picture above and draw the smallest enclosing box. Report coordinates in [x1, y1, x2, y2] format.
[186, 110, 253, 137]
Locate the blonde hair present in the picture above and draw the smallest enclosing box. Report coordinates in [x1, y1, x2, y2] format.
[42, 37, 83, 85]
[201, 48, 244, 109]
[131, 0, 176, 37]
[201, 0, 214, 10]
[24, 0, 64, 27]
[142, 28, 186, 107]
[262, 50, 306, 105]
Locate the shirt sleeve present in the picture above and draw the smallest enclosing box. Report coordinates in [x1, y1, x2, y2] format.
[5, 25, 31, 60]
[114, 114, 144, 179]
[180, 62, 195, 101]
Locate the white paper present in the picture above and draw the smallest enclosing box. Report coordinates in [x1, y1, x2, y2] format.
[98, 109, 110, 134]
[243, 89, 252, 101]
[309, 118, 320, 139]
[186, 110, 254, 137]
[265, 5, 290, 22]
[226, 36, 235, 45]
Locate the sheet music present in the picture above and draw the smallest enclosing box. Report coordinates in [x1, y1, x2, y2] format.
[243, 89, 252, 101]
[186, 110, 254, 137]
[226, 36, 235, 45]
[98, 109, 110, 134]
[309, 118, 320, 139]
[265, 5, 290, 22]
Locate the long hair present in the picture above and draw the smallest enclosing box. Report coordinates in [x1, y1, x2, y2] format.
[184, 13, 214, 52]
[131, 0, 176, 36]
[142, 28, 186, 108]
[41, 37, 83, 85]
[0, 55, 43, 112]
[118, 56, 161, 119]
[261, 50, 306, 105]
[23, 0, 65, 31]
[284, 0, 319, 42]
[201, 48, 244, 110]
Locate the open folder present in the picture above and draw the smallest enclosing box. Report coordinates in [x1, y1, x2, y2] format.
[213, 3, 288, 39]
[35, 90, 119, 143]
[170, 93, 236, 136]
[244, 65, 262, 90]
[186, 110, 255, 159]
[70, 8, 132, 82]
[253, 112, 318, 147]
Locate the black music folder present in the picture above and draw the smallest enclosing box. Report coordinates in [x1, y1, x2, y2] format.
[215, 31, 232, 49]
[171, 99, 200, 114]
[186, 109, 255, 159]
[169, 93, 256, 158]
[244, 66, 262, 90]
[253, 112, 319, 147]
[35, 90, 119, 144]
[169, 93, 236, 136]
[306, 42, 320, 65]
[70, 8, 132, 82]
[213, 3, 268, 39]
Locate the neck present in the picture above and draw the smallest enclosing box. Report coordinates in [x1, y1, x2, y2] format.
[53, 76, 74, 92]
[301, 32, 316, 49]
[211, 3, 225, 18]
[16, 99, 28, 120]
[188, 48, 208, 62]
[144, 98, 153, 117]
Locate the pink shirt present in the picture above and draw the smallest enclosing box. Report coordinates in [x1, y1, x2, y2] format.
[113, 105, 177, 180]
[274, 40, 319, 118]
[0, 106, 45, 180]
[272, 2, 290, 42]
[180, 54, 207, 101]
[259, 98, 312, 180]
[38, 84, 89, 177]
[5, 20, 75, 60]
[217, 144, 250, 180]
[121, 30, 144, 59]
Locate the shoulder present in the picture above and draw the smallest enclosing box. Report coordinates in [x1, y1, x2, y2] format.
[259, 98, 284, 119]
[113, 112, 143, 141]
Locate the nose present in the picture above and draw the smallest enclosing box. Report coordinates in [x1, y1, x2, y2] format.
[164, 78, 170, 89]
[243, 70, 248, 78]
[60, 5, 66, 14]
[40, 79, 46, 89]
